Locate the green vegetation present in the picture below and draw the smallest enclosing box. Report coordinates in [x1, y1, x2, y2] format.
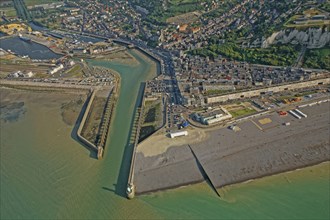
[303, 47, 330, 70]
[203, 0, 239, 19]
[139, 125, 155, 141]
[139, 100, 162, 141]
[24, 0, 60, 7]
[277, 95, 296, 101]
[64, 65, 83, 78]
[229, 108, 257, 118]
[320, 2, 330, 12]
[131, 0, 212, 24]
[143, 102, 161, 124]
[144, 106, 156, 123]
[294, 90, 316, 97]
[205, 89, 230, 96]
[0, 7, 17, 17]
[190, 43, 300, 66]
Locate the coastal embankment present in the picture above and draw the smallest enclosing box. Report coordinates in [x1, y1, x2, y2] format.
[133, 100, 330, 195]
[0, 79, 92, 91]
[76, 89, 98, 152]
[76, 87, 117, 159]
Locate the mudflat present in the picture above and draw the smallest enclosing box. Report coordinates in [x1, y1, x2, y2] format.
[133, 102, 330, 194]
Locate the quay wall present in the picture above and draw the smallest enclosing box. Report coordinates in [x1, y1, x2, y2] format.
[30, 38, 65, 56]
[95, 86, 119, 159]
[0, 79, 92, 91]
[76, 90, 98, 152]
[134, 47, 165, 75]
[207, 78, 330, 104]
[96, 95, 113, 159]
[112, 39, 164, 75]
[127, 82, 148, 198]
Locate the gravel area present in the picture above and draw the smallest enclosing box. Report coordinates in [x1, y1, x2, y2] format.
[133, 102, 330, 194]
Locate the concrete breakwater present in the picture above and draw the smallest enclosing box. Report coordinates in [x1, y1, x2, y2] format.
[126, 83, 147, 199]
[0, 79, 92, 91]
[76, 90, 98, 153]
[76, 86, 118, 160]
[95, 88, 117, 159]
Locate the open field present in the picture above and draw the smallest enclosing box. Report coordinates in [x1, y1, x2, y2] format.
[24, 0, 60, 7]
[166, 11, 201, 24]
[284, 8, 330, 28]
[0, 63, 50, 75]
[284, 20, 330, 28]
[0, 7, 17, 17]
[225, 102, 257, 118]
[139, 99, 163, 141]
[62, 64, 84, 78]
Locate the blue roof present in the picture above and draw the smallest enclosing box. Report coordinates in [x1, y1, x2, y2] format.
[182, 121, 189, 127]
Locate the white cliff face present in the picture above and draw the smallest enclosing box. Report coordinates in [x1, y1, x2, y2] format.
[262, 32, 281, 48]
[263, 28, 330, 48]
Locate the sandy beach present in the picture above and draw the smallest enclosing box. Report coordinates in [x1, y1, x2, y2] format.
[137, 128, 208, 157]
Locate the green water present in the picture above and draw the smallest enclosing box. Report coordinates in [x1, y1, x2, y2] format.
[1, 50, 329, 219]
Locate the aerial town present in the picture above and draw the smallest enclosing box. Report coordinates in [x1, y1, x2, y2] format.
[0, 0, 329, 219]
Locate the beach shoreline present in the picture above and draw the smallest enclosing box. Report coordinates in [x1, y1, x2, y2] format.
[133, 101, 330, 195]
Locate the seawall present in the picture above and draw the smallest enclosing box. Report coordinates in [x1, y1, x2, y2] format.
[0, 79, 92, 91]
[126, 82, 147, 199]
[76, 89, 99, 153]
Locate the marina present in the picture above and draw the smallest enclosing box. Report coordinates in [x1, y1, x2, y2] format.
[0, 36, 61, 60]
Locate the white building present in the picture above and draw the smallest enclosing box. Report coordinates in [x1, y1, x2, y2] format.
[49, 64, 64, 75]
[169, 131, 188, 138]
[195, 107, 232, 125]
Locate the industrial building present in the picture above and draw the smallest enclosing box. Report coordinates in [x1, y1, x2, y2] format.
[193, 107, 232, 125]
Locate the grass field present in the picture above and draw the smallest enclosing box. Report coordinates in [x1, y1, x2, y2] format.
[168, 0, 200, 5]
[166, 11, 200, 24]
[63, 64, 83, 78]
[229, 108, 257, 118]
[139, 100, 162, 142]
[24, 0, 60, 7]
[205, 89, 231, 96]
[0, 7, 17, 17]
[284, 8, 329, 28]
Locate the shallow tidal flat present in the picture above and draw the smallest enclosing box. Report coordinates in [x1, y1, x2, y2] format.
[0, 87, 97, 218]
